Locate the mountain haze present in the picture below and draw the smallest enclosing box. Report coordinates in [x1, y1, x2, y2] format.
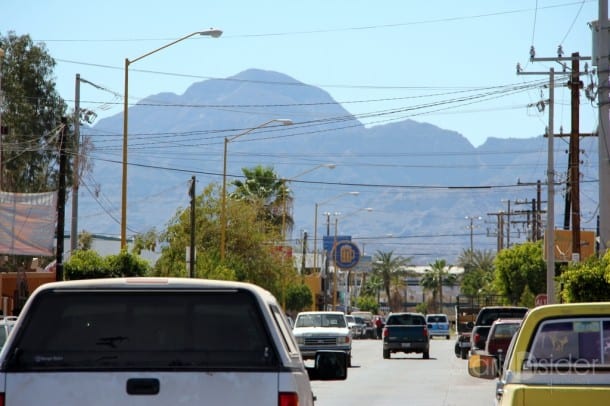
[77, 69, 597, 264]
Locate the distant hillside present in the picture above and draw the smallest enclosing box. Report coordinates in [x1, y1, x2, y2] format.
[76, 69, 597, 264]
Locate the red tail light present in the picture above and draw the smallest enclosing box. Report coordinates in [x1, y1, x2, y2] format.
[383, 327, 389, 338]
[279, 392, 299, 406]
[0, 393, 5, 406]
[473, 333, 480, 344]
[423, 327, 428, 338]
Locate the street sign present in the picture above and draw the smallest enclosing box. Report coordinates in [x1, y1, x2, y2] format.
[333, 241, 361, 269]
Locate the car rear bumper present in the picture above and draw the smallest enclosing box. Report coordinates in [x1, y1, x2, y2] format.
[383, 341, 429, 352]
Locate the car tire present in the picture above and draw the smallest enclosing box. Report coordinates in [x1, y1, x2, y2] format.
[461, 348, 468, 360]
[347, 353, 352, 368]
[446, 335, 450, 340]
[423, 351, 430, 359]
[383, 349, 390, 359]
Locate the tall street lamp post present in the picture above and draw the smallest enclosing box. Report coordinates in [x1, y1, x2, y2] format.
[121, 29, 222, 249]
[220, 119, 293, 261]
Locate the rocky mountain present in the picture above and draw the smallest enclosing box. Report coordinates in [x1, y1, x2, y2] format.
[77, 69, 597, 264]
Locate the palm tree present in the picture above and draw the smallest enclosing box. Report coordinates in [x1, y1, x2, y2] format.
[372, 251, 412, 311]
[456, 249, 495, 296]
[420, 259, 457, 313]
[230, 165, 292, 233]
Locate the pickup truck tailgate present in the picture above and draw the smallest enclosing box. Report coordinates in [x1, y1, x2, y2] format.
[3, 372, 280, 405]
[507, 384, 610, 405]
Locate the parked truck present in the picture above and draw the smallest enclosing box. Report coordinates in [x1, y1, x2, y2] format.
[382, 312, 429, 359]
[454, 294, 504, 359]
[469, 302, 610, 405]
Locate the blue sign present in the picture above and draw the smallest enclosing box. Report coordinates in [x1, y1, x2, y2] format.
[322, 235, 351, 252]
[333, 241, 361, 269]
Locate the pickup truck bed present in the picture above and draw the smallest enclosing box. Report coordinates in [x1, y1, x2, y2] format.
[382, 312, 429, 359]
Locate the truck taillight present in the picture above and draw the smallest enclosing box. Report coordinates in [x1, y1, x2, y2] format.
[423, 327, 428, 338]
[474, 333, 480, 343]
[0, 393, 4, 406]
[279, 392, 299, 406]
[383, 327, 389, 337]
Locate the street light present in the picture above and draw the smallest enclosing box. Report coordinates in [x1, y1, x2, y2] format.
[281, 163, 336, 240]
[220, 118, 293, 260]
[121, 28, 222, 249]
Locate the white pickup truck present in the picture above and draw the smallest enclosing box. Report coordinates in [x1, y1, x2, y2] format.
[0, 277, 346, 405]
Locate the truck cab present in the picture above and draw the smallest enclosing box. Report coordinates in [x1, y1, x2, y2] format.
[469, 302, 610, 405]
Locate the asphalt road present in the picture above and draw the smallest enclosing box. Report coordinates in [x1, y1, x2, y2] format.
[311, 337, 497, 406]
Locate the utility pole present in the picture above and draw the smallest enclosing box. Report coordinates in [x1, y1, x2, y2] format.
[189, 176, 196, 278]
[301, 231, 307, 276]
[594, 5, 610, 254]
[71, 74, 81, 253]
[56, 118, 68, 282]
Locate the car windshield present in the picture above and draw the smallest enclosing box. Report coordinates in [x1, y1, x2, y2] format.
[295, 314, 347, 328]
[354, 316, 365, 324]
[427, 315, 447, 323]
[345, 315, 355, 323]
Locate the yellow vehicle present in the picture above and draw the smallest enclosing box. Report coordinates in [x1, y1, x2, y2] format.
[468, 302, 610, 405]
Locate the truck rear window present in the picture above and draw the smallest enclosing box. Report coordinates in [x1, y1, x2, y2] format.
[526, 317, 610, 368]
[4, 289, 279, 371]
[386, 314, 425, 325]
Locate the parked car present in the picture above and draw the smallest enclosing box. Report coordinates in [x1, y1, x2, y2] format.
[293, 311, 352, 366]
[469, 302, 610, 405]
[0, 278, 346, 405]
[350, 311, 376, 338]
[469, 306, 528, 356]
[484, 318, 522, 373]
[353, 316, 368, 338]
[426, 313, 451, 339]
[345, 314, 364, 338]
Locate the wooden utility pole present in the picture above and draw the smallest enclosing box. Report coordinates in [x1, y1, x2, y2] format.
[56, 118, 67, 282]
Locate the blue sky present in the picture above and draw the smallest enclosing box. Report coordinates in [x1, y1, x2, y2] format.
[3, 0, 599, 148]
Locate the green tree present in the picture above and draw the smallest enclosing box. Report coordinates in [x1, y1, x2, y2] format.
[78, 231, 93, 251]
[230, 165, 289, 231]
[285, 283, 313, 313]
[64, 249, 149, 279]
[457, 249, 496, 295]
[420, 259, 457, 313]
[64, 250, 107, 279]
[355, 295, 379, 314]
[153, 184, 292, 300]
[493, 241, 546, 305]
[372, 251, 412, 311]
[0, 32, 72, 192]
[560, 252, 610, 302]
[132, 228, 158, 255]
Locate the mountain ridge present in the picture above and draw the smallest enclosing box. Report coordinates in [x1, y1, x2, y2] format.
[76, 69, 595, 264]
